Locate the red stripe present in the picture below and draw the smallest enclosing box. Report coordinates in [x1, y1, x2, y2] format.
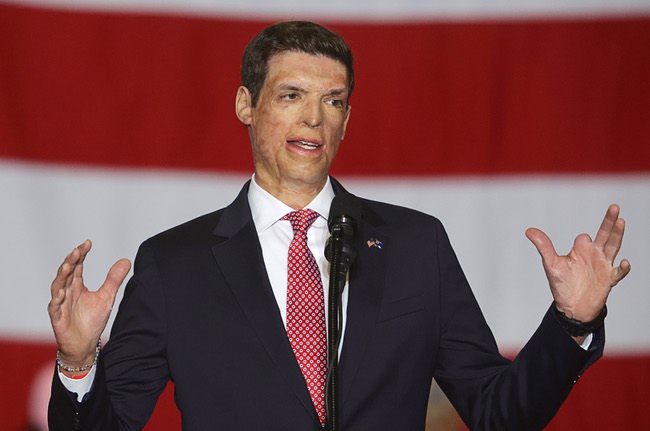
[544, 353, 650, 430]
[1, 3, 649, 176]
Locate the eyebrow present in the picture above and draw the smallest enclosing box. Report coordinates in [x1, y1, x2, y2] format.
[276, 83, 348, 97]
[325, 88, 348, 98]
[277, 84, 306, 93]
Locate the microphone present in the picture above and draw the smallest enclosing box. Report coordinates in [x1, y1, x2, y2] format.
[325, 193, 361, 282]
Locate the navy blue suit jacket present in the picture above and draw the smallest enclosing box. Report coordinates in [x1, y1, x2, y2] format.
[49, 179, 602, 430]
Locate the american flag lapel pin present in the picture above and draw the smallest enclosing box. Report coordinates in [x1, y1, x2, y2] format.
[367, 238, 383, 249]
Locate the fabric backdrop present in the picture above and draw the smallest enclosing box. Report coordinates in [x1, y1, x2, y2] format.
[1, 0, 649, 429]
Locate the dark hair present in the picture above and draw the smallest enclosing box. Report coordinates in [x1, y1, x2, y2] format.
[241, 21, 354, 106]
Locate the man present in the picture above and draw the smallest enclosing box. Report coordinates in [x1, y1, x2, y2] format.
[48, 21, 630, 430]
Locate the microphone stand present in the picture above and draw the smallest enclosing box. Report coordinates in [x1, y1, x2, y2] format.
[325, 211, 357, 431]
[326, 224, 346, 431]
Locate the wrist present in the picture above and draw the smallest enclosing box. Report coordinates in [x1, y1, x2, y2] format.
[553, 304, 607, 337]
[57, 339, 101, 376]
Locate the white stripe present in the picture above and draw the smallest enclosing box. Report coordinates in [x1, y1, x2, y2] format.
[1, 160, 648, 353]
[6, 0, 650, 21]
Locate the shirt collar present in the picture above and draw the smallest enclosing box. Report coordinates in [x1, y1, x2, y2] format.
[247, 175, 335, 234]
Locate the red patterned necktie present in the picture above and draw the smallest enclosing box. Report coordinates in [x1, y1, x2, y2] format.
[283, 209, 327, 426]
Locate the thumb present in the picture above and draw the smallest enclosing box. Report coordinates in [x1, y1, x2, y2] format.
[525, 227, 559, 266]
[99, 258, 132, 302]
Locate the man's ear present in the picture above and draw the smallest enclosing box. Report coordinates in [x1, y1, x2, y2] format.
[235, 86, 253, 126]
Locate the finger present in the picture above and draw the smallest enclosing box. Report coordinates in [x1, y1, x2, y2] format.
[572, 232, 593, 249]
[50, 247, 83, 316]
[72, 240, 92, 280]
[61, 245, 84, 290]
[593, 204, 620, 249]
[51, 260, 72, 297]
[48, 282, 67, 318]
[52, 244, 81, 296]
[76, 239, 92, 255]
[603, 217, 625, 262]
[62, 240, 92, 295]
[64, 240, 91, 267]
[98, 258, 132, 304]
[612, 258, 632, 285]
[525, 227, 559, 266]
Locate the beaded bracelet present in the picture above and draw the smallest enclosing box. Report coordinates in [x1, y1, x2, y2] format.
[56, 339, 101, 373]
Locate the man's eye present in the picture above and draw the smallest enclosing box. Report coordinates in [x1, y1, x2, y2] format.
[327, 99, 343, 108]
[281, 93, 298, 100]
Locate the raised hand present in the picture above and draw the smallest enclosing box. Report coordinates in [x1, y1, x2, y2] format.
[525, 204, 631, 323]
[48, 240, 131, 375]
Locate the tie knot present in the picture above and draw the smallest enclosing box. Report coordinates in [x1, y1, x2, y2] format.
[282, 209, 319, 235]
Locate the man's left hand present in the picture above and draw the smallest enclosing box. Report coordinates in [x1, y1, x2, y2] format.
[526, 204, 631, 323]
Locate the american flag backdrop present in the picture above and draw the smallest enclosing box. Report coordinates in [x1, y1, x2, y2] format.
[1, 1, 649, 429]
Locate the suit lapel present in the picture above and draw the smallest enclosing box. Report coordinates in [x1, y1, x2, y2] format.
[210, 182, 321, 426]
[339, 218, 390, 405]
[330, 179, 390, 406]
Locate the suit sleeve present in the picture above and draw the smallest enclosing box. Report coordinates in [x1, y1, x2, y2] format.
[431, 220, 602, 430]
[48, 241, 170, 431]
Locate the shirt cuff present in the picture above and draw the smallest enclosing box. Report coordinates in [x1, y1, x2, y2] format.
[58, 365, 96, 403]
[579, 332, 594, 350]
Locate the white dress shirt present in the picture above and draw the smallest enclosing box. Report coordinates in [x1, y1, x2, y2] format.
[248, 175, 348, 334]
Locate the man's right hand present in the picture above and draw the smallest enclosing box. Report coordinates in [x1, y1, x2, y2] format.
[48, 240, 131, 377]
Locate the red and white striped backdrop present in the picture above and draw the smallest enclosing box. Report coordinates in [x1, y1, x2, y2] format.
[1, 1, 649, 429]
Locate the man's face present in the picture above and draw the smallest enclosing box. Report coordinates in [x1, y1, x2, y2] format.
[236, 51, 351, 196]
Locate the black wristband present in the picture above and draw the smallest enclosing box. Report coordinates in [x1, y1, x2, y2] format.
[553, 304, 607, 337]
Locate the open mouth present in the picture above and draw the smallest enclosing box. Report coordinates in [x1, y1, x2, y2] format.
[288, 140, 322, 150]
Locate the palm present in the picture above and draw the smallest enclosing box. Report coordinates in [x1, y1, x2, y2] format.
[49, 240, 131, 363]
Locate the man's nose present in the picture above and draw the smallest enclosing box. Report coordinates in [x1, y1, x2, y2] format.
[302, 101, 323, 128]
